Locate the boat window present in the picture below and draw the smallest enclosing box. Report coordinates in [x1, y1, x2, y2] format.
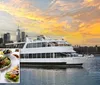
[51, 53, 53, 58]
[42, 53, 45, 58]
[47, 41, 71, 47]
[29, 43, 31, 48]
[20, 54, 24, 58]
[37, 43, 42, 47]
[33, 54, 36, 58]
[33, 43, 36, 48]
[42, 42, 47, 47]
[26, 42, 71, 48]
[46, 53, 51, 58]
[37, 53, 41, 58]
[24, 54, 29, 58]
[21, 52, 74, 59]
[55, 53, 61, 58]
[29, 54, 32, 58]
[26, 42, 47, 48]
[55, 52, 67, 58]
[26, 43, 39, 48]
[17, 43, 25, 48]
[22, 53, 54, 58]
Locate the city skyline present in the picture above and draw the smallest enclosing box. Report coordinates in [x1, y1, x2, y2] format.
[0, 29, 26, 43]
[0, 28, 99, 47]
[0, 0, 100, 46]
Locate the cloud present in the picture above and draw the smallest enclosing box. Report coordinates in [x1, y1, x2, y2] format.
[0, 0, 100, 45]
[0, 11, 17, 32]
[86, 38, 100, 44]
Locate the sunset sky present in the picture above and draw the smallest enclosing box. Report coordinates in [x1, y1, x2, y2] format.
[0, 0, 100, 45]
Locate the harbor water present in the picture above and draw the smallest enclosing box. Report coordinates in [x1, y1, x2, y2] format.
[2, 56, 100, 85]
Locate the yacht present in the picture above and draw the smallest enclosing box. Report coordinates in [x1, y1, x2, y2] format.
[5, 35, 93, 67]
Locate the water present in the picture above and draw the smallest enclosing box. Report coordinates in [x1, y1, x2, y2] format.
[2, 57, 100, 85]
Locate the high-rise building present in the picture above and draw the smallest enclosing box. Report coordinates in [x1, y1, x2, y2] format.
[6, 33, 10, 42]
[3, 33, 10, 43]
[0, 38, 3, 44]
[3, 33, 7, 43]
[21, 31, 26, 42]
[16, 29, 21, 42]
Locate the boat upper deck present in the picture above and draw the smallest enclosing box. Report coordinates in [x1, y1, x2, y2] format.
[5, 35, 72, 48]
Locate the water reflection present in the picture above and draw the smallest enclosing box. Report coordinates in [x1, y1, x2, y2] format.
[2, 57, 100, 85]
[20, 68, 89, 85]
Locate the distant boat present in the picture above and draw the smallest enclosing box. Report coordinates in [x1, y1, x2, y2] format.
[5, 35, 94, 68]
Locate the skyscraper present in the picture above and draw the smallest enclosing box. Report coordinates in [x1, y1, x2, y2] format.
[3, 33, 10, 43]
[3, 33, 7, 43]
[21, 31, 26, 42]
[7, 33, 10, 42]
[16, 29, 21, 42]
[0, 38, 3, 44]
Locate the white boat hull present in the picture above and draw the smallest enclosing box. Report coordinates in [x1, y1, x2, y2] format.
[20, 56, 93, 67]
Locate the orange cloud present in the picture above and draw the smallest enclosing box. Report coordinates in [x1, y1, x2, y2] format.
[0, 0, 100, 46]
